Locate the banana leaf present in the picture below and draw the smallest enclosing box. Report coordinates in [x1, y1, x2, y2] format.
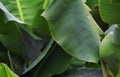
[22, 44, 72, 77]
[0, 2, 44, 74]
[42, 0, 102, 63]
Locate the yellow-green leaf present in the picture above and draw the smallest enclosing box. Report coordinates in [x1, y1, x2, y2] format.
[0, 63, 19, 77]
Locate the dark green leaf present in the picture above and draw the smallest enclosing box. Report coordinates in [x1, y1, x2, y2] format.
[0, 42, 6, 52]
[0, 52, 8, 64]
[0, 2, 43, 74]
[23, 44, 72, 77]
[33, 45, 72, 77]
[22, 39, 54, 74]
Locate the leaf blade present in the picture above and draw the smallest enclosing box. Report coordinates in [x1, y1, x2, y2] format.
[42, 0, 101, 63]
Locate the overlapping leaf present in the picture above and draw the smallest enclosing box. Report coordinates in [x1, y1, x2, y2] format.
[0, 0, 44, 25]
[32, 10, 50, 38]
[30, 45, 72, 77]
[42, 0, 101, 63]
[34, 46, 72, 77]
[22, 39, 54, 74]
[32, 0, 53, 38]
[100, 25, 120, 77]
[0, 2, 43, 74]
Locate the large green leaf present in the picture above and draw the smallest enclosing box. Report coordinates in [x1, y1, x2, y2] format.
[33, 45, 72, 77]
[22, 44, 72, 77]
[0, 0, 44, 25]
[42, 0, 101, 63]
[99, 0, 120, 24]
[100, 26, 120, 77]
[0, 2, 43, 74]
[0, 63, 19, 77]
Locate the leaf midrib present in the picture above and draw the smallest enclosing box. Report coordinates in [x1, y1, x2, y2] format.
[16, 0, 24, 22]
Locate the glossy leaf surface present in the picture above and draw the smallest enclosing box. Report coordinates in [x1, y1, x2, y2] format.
[42, 0, 101, 63]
